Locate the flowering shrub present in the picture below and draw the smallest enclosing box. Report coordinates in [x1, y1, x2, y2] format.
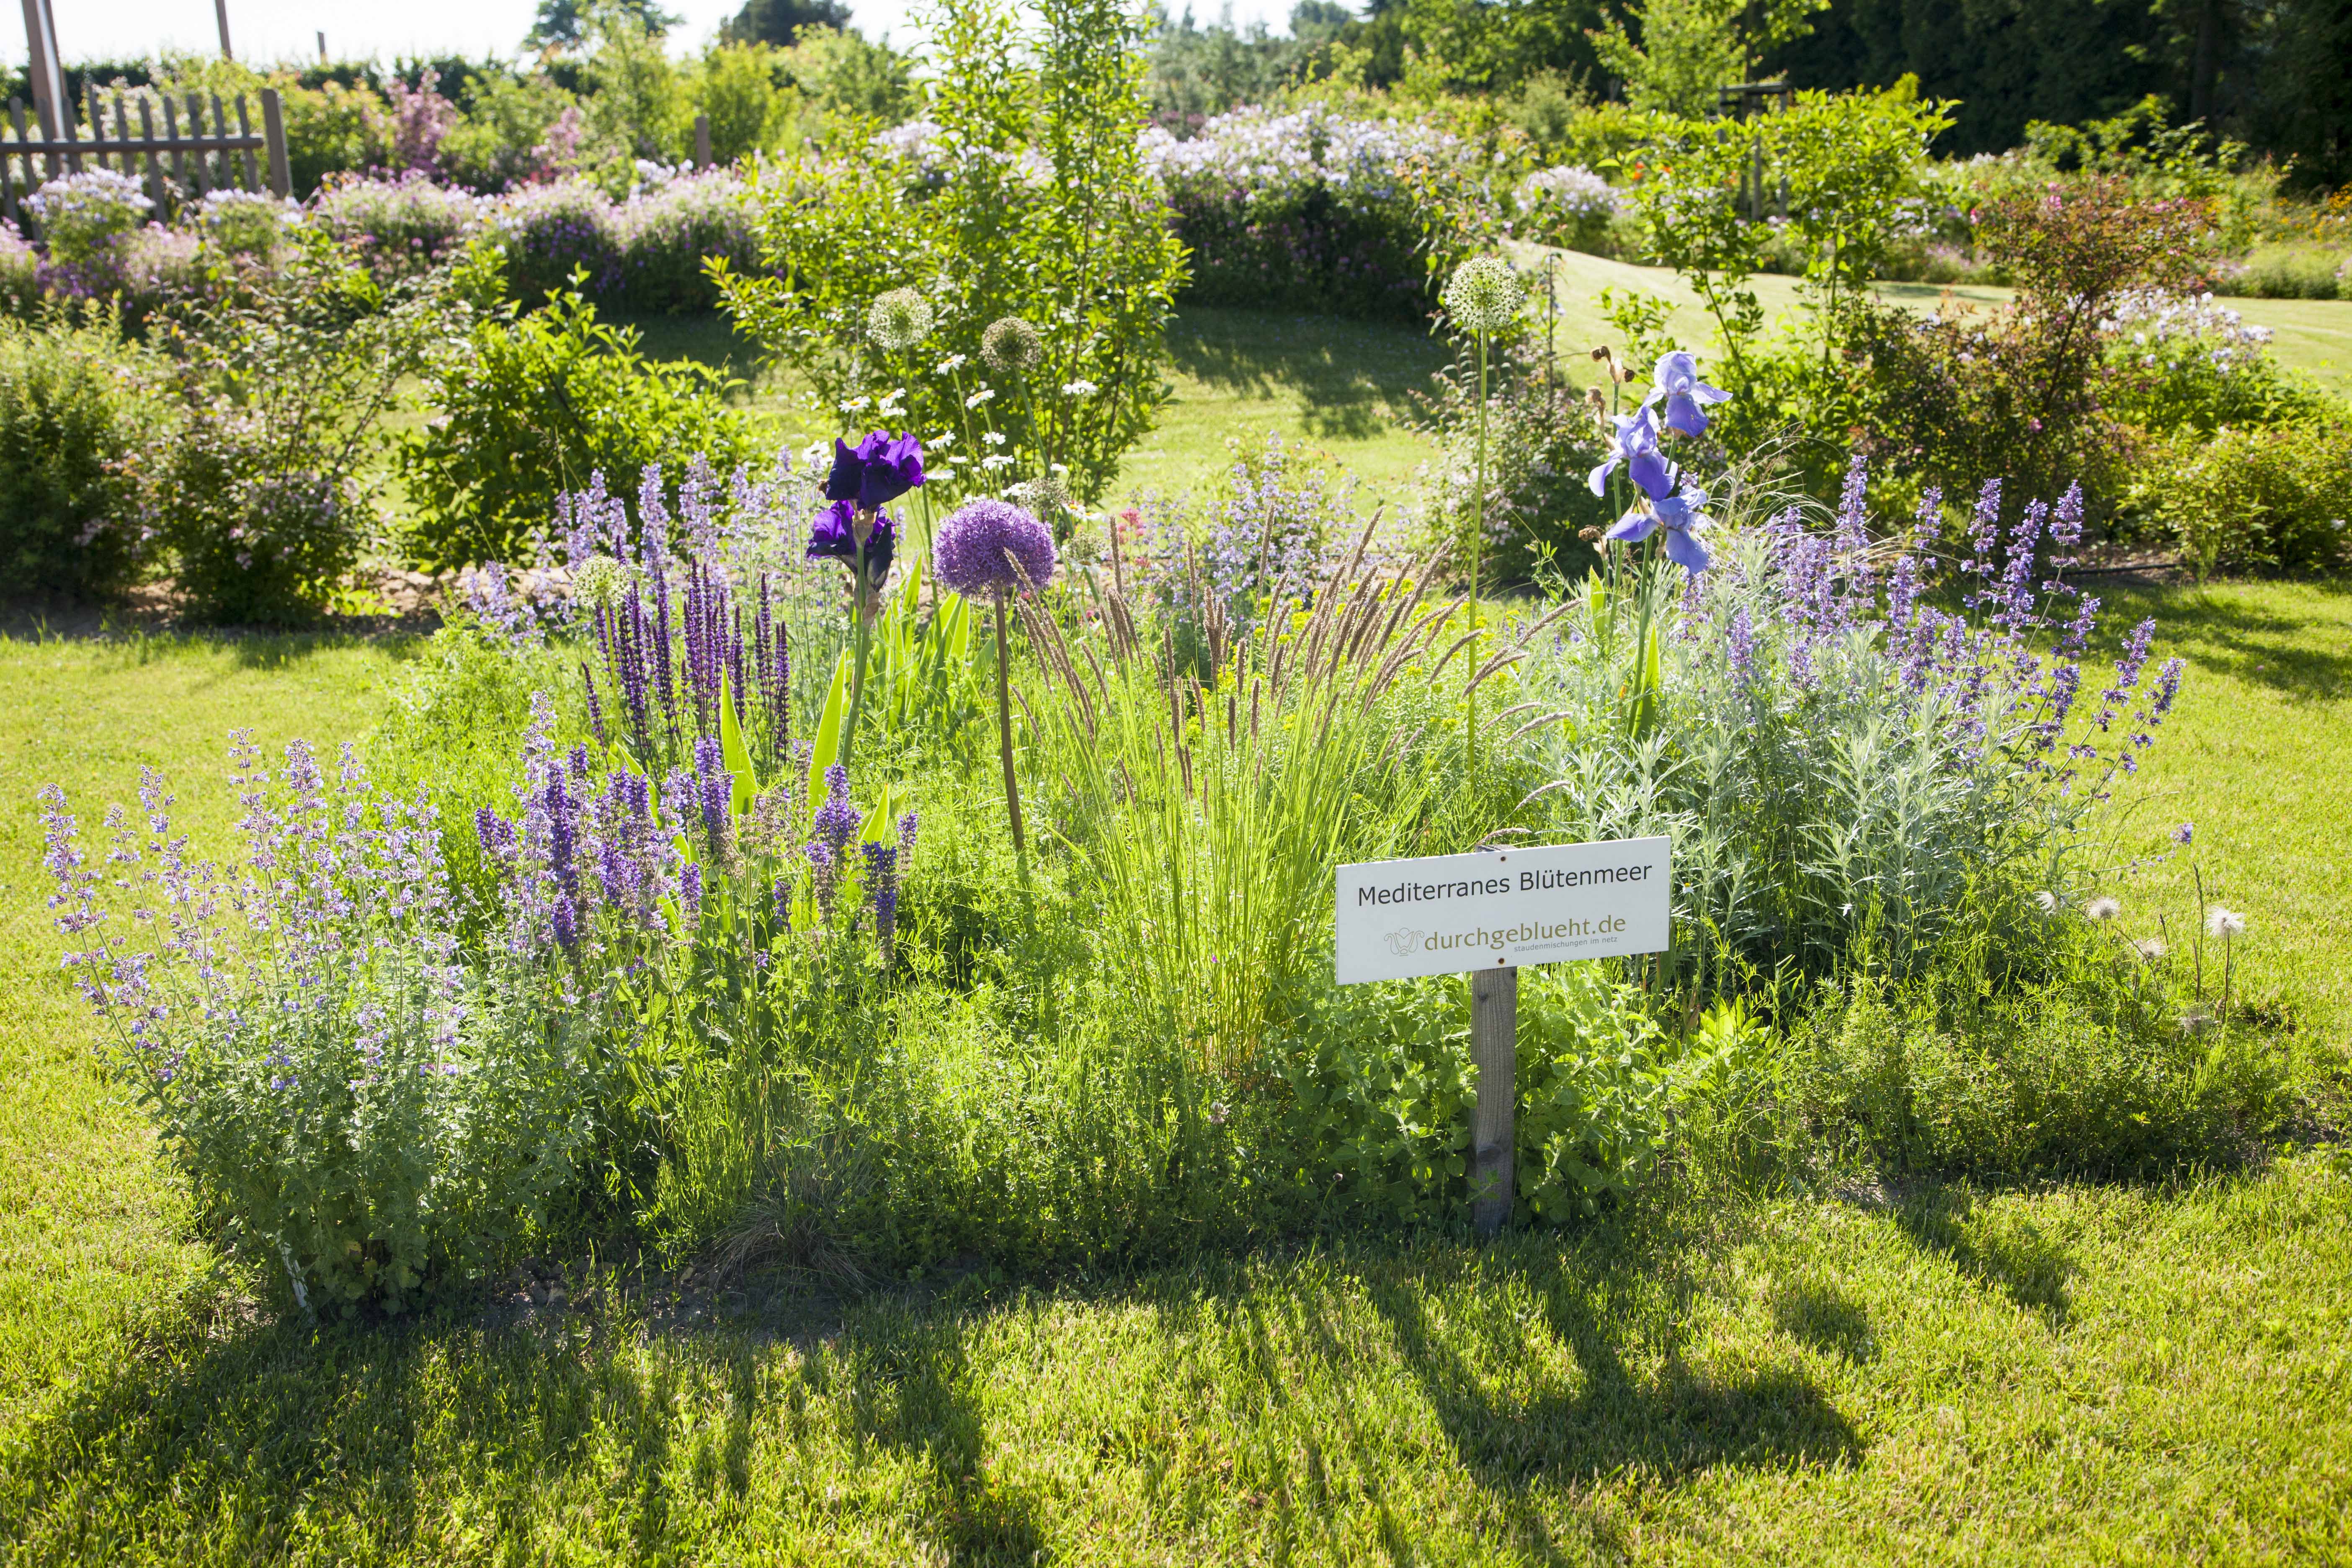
[603, 171, 763, 314]
[128, 230, 454, 622]
[312, 173, 484, 280]
[1145, 104, 1470, 320]
[0, 310, 169, 598]
[2098, 288, 2334, 436]
[487, 178, 620, 304]
[38, 744, 597, 1314]
[1515, 163, 1622, 252]
[25, 169, 153, 272]
[197, 189, 297, 261]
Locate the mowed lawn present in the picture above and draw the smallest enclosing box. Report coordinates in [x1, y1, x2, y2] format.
[0, 583, 2344, 1563]
[0, 309, 2347, 1560]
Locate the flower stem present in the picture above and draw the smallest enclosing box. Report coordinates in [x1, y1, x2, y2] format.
[843, 543, 873, 769]
[993, 593, 1032, 901]
[1468, 329, 1488, 773]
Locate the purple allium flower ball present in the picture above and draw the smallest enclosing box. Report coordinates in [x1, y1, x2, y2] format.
[933, 499, 1057, 600]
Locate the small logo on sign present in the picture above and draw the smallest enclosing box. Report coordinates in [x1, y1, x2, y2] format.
[1383, 926, 1424, 957]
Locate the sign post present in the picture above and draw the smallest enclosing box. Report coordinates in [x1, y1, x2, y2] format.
[1336, 836, 1671, 1238]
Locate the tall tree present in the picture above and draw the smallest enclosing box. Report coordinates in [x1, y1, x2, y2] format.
[723, 0, 855, 48]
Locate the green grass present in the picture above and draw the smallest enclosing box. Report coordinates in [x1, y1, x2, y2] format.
[0, 573, 2345, 1561]
[624, 306, 1454, 513]
[1522, 247, 2352, 401]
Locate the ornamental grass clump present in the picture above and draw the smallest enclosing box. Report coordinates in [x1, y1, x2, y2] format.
[1020, 516, 1487, 1072]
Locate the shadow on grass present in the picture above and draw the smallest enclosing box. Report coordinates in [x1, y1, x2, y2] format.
[15, 1224, 1857, 1562]
[1893, 1188, 2078, 1326]
[1166, 307, 1451, 444]
[0, 601, 430, 671]
[2093, 581, 2352, 703]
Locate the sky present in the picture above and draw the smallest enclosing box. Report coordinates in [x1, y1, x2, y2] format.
[26, 0, 1299, 66]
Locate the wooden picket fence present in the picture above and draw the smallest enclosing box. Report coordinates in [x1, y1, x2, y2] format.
[1, 85, 290, 236]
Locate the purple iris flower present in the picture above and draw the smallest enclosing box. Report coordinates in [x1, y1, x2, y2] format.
[807, 500, 896, 581]
[1605, 485, 1713, 573]
[825, 431, 926, 511]
[1588, 407, 1674, 502]
[1641, 350, 1731, 438]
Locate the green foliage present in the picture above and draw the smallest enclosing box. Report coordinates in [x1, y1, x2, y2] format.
[583, 3, 694, 161]
[1590, 0, 1828, 118]
[276, 78, 394, 197]
[439, 73, 581, 192]
[1274, 964, 1712, 1222]
[1790, 926, 2288, 1177]
[0, 309, 168, 601]
[691, 41, 797, 163]
[719, 0, 1184, 506]
[2125, 420, 2352, 579]
[774, 25, 925, 124]
[397, 246, 756, 568]
[128, 232, 453, 623]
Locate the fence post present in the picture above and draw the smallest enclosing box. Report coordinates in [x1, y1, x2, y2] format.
[1470, 964, 1517, 1238]
[260, 88, 290, 199]
[694, 112, 712, 170]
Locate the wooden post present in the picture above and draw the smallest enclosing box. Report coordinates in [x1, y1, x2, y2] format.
[233, 93, 258, 191]
[214, 0, 234, 60]
[19, 0, 63, 148]
[137, 97, 163, 211]
[694, 112, 712, 170]
[1470, 963, 1517, 1238]
[260, 88, 290, 199]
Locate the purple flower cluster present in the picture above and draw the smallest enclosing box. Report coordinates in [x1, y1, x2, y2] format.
[934, 499, 1057, 600]
[1739, 457, 2185, 800]
[1592, 351, 1729, 574]
[567, 464, 797, 778]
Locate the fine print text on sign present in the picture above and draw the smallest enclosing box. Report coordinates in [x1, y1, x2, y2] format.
[1334, 836, 1672, 985]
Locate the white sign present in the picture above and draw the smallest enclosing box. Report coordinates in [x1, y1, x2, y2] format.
[1334, 836, 1671, 985]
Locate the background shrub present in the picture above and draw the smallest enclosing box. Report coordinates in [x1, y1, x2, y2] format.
[2126, 420, 2352, 578]
[0, 309, 168, 600]
[132, 232, 452, 622]
[397, 248, 756, 567]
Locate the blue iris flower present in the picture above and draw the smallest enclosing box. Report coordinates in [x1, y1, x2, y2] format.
[1588, 407, 1674, 501]
[807, 499, 896, 580]
[824, 431, 926, 511]
[1642, 350, 1731, 438]
[1605, 485, 1713, 573]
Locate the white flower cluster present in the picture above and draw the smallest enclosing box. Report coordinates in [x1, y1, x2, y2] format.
[871, 120, 1055, 188]
[2102, 289, 2275, 349]
[1139, 105, 1462, 202]
[1516, 165, 1622, 220]
[26, 168, 152, 227]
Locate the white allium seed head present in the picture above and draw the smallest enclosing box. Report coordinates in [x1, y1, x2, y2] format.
[982, 316, 1043, 374]
[1444, 255, 1520, 335]
[867, 287, 934, 352]
[2205, 905, 2246, 938]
